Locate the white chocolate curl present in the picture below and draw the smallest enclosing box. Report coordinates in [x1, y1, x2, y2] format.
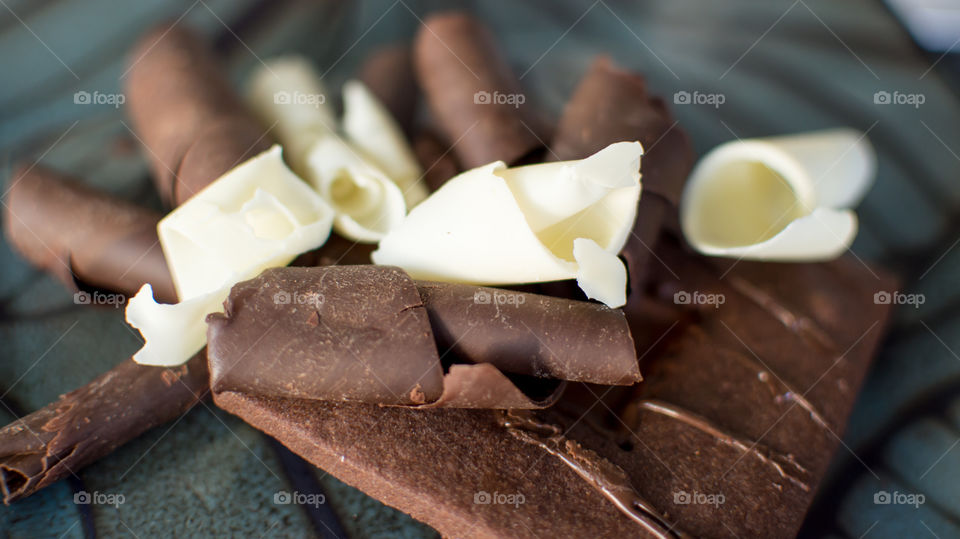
[127, 146, 335, 366]
[372, 142, 644, 308]
[680, 129, 876, 261]
[247, 58, 423, 242]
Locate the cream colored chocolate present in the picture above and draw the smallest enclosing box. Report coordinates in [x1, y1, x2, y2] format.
[372, 142, 643, 308]
[126, 146, 334, 366]
[681, 129, 875, 261]
[247, 58, 420, 242]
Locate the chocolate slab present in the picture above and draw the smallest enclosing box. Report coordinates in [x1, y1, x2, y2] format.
[125, 24, 271, 206]
[358, 44, 419, 135]
[0, 352, 208, 504]
[206, 266, 636, 408]
[3, 164, 177, 304]
[214, 237, 895, 537]
[414, 12, 547, 169]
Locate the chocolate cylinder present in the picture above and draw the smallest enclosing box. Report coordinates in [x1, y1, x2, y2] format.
[125, 24, 271, 206]
[358, 44, 419, 135]
[0, 352, 208, 503]
[3, 164, 177, 304]
[414, 12, 546, 169]
[549, 57, 694, 310]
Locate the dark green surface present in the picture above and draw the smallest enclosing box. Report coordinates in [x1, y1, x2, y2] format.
[1, 1, 959, 537]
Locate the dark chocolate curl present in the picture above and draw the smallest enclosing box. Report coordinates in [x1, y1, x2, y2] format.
[0, 353, 208, 504]
[412, 129, 461, 192]
[358, 44, 419, 135]
[414, 12, 546, 169]
[205, 266, 625, 408]
[416, 281, 639, 385]
[3, 164, 177, 304]
[207, 266, 446, 406]
[125, 24, 271, 206]
[549, 57, 694, 309]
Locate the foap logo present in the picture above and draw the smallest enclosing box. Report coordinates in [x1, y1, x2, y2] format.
[673, 490, 725, 507]
[273, 290, 325, 308]
[473, 90, 526, 108]
[73, 90, 126, 108]
[474, 290, 526, 306]
[273, 490, 326, 507]
[473, 490, 525, 508]
[874, 490, 925, 508]
[873, 90, 925, 108]
[273, 90, 326, 107]
[673, 90, 725, 108]
[74, 291, 125, 308]
[74, 490, 125, 508]
[673, 290, 725, 308]
[873, 291, 924, 308]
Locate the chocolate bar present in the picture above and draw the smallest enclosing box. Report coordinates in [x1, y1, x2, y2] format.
[414, 13, 547, 168]
[206, 266, 639, 409]
[126, 24, 271, 206]
[3, 164, 177, 304]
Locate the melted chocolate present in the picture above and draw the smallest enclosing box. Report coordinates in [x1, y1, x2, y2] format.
[498, 410, 691, 538]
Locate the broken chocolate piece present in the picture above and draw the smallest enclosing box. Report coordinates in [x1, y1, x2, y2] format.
[0, 352, 208, 504]
[206, 266, 636, 408]
[414, 12, 547, 168]
[416, 281, 639, 384]
[358, 44, 419, 135]
[3, 164, 177, 304]
[126, 24, 271, 206]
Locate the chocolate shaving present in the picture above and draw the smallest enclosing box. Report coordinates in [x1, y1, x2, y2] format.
[3, 164, 177, 304]
[0, 353, 208, 504]
[125, 23, 271, 206]
[206, 266, 638, 409]
[358, 44, 419, 135]
[412, 129, 461, 192]
[414, 12, 547, 169]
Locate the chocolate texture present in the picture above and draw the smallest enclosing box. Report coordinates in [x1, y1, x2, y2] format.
[358, 44, 419, 135]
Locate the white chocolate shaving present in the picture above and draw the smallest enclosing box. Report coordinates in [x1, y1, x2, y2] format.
[246, 58, 421, 242]
[127, 146, 334, 366]
[341, 80, 428, 208]
[372, 141, 643, 307]
[680, 129, 875, 261]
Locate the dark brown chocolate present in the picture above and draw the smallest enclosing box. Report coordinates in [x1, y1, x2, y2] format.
[412, 129, 461, 192]
[414, 12, 546, 169]
[0, 352, 208, 504]
[3, 164, 177, 304]
[215, 239, 895, 537]
[548, 57, 694, 307]
[358, 44, 419, 135]
[125, 24, 271, 206]
[206, 266, 637, 409]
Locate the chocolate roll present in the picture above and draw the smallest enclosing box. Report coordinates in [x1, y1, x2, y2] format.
[206, 266, 638, 409]
[414, 12, 546, 169]
[358, 44, 419, 135]
[0, 352, 208, 504]
[214, 240, 895, 537]
[549, 57, 694, 304]
[412, 129, 461, 191]
[125, 24, 271, 206]
[3, 164, 177, 304]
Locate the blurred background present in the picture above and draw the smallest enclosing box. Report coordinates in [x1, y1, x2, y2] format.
[1, 0, 959, 537]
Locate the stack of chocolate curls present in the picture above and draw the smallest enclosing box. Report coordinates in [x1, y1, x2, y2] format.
[0, 13, 896, 538]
